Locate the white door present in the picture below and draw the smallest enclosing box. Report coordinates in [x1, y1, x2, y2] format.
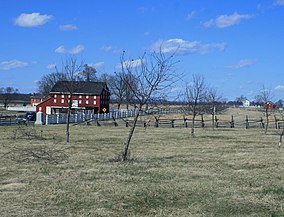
[46, 106, 51, 115]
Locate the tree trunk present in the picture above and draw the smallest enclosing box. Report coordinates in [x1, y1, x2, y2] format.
[66, 106, 71, 144]
[191, 114, 196, 137]
[265, 109, 269, 134]
[212, 106, 215, 131]
[122, 105, 142, 161]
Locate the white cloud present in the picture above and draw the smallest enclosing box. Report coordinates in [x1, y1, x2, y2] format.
[47, 64, 56, 69]
[186, 11, 196, 20]
[101, 45, 121, 53]
[15, 12, 53, 27]
[117, 59, 144, 69]
[89, 62, 105, 69]
[144, 31, 151, 36]
[0, 60, 29, 70]
[150, 38, 226, 55]
[55, 45, 84, 54]
[275, 85, 284, 90]
[59, 24, 78, 31]
[275, 0, 284, 5]
[226, 59, 256, 69]
[203, 12, 253, 28]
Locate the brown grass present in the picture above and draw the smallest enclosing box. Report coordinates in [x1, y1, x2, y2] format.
[1, 109, 284, 216]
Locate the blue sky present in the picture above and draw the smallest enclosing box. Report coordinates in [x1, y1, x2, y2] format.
[1, 0, 284, 101]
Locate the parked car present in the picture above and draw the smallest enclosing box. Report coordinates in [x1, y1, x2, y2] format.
[25, 112, 36, 121]
[15, 116, 27, 125]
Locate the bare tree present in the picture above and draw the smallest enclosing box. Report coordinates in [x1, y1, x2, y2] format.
[107, 72, 126, 110]
[119, 51, 178, 161]
[79, 64, 97, 81]
[0, 87, 19, 108]
[255, 85, 274, 134]
[55, 57, 84, 143]
[206, 87, 223, 130]
[184, 74, 208, 137]
[37, 72, 67, 96]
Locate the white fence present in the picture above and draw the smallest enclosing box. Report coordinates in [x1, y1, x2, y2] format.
[43, 109, 182, 125]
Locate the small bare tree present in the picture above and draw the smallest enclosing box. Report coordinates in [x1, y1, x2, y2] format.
[206, 87, 223, 130]
[184, 74, 208, 137]
[120, 51, 178, 161]
[55, 57, 84, 143]
[255, 85, 274, 134]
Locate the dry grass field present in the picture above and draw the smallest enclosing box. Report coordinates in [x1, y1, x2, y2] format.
[1, 108, 284, 216]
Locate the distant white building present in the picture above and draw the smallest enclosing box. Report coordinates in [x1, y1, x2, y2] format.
[243, 100, 250, 107]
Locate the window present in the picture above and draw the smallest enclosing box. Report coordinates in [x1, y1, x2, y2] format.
[79, 95, 82, 99]
[94, 101, 96, 105]
[79, 100, 82, 104]
[54, 94, 57, 98]
[86, 100, 89, 104]
[61, 95, 64, 98]
[53, 99, 57, 103]
[86, 95, 89, 99]
[61, 99, 64, 104]
[94, 96, 96, 99]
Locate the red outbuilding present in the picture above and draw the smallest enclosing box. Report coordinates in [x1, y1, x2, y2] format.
[36, 81, 110, 115]
[263, 101, 276, 110]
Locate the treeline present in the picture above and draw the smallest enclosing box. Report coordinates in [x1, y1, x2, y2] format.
[0, 87, 31, 108]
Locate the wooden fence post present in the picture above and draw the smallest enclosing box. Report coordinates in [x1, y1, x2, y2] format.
[184, 118, 188, 128]
[171, 120, 174, 128]
[245, 115, 249, 129]
[201, 114, 205, 128]
[230, 115, 234, 128]
[215, 116, 219, 128]
[260, 117, 264, 128]
[275, 115, 280, 129]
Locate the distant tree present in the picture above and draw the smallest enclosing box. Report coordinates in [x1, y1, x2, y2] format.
[37, 72, 67, 96]
[183, 74, 208, 137]
[275, 99, 283, 108]
[0, 87, 19, 108]
[119, 50, 178, 161]
[110, 72, 127, 110]
[255, 85, 274, 134]
[235, 95, 247, 106]
[79, 64, 97, 82]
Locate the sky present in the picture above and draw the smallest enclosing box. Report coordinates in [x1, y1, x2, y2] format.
[1, 0, 284, 101]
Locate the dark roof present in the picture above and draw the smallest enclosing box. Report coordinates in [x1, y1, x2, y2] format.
[50, 81, 109, 95]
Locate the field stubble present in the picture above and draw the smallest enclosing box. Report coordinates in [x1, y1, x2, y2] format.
[0, 117, 284, 216]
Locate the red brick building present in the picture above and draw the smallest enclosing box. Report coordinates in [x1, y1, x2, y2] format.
[36, 81, 110, 115]
[263, 101, 276, 110]
[30, 94, 43, 106]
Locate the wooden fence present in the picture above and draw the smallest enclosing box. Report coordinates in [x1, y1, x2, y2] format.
[95, 114, 284, 130]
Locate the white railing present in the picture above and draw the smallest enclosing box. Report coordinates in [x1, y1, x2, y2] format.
[42, 108, 182, 125]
